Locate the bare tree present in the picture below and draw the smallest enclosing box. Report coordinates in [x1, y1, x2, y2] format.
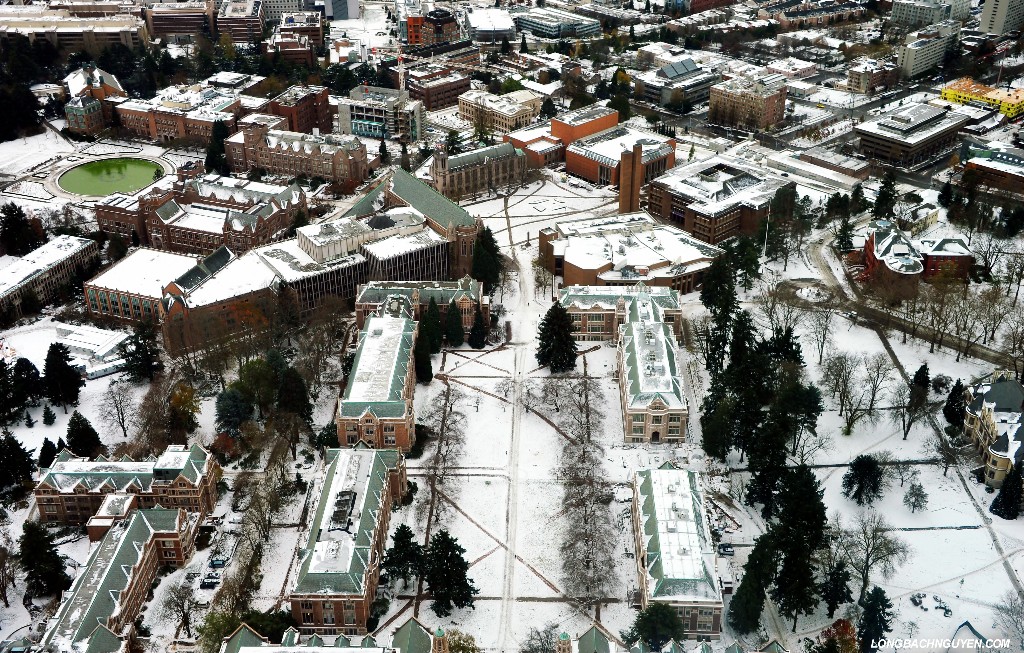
[756, 276, 803, 335]
[994, 589, 1024, 650]
[0, 531, 17, 608]
[889, 460, 921, 488]
[790, 430, 834, 466]
[560, 376, 604, 444]
[863, 352, 895, 414]
[423, 386, 467, 524]
[541, 376, 571, 413]
[532, 257, 554, 300]
[160, 578, 200, 638]
[690, 314, 714, 368]
[495, 378, 514, 400]
[821, 350, 871, 435]
[519, 623, 560, 653]
[972, 232, 1003, 279]
[101, 379, 136, 441]
[1004, 304, 1024, 379]
[521, 382, 540, 413]
[1000, 244, 1024, 307]
[839, 511, 910, 602]
[806, 306, 837, 364]
[889, 384, 929, 440]
[977, 285, 1011, 346]
[924, 429, 970, 476]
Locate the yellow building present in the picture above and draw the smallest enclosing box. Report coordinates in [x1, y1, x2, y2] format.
[940, 77, 1024, 118]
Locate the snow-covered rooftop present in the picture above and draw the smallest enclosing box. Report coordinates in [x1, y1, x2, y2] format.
[0, 236, 95, 299]
[87, 248, 199, 298]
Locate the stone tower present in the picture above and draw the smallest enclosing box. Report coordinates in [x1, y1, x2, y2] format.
[432, 627, 449, 653]
[556, 632, 572, 653]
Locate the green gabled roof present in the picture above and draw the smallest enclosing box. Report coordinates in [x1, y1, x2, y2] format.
[83, 624, 125, 653]
[281, 627, 300, 646]
[305, 633, 325, 646]
[293, 449, 400, 594]
[344, 167, 475, 228]
[333, 634, 353, 647]
[620, 320, 685, 411]
[760, 642, 788, 653]
[359, 635, 378, 647]
[339, 315, 416, 419]
[577, 626, 611, 653]
[390, 617, 433, 653]
[355, 276, 482, 308]
[220, 624, 267, 653]
[697, 642, 713, 653]
[630, 640, 651, 653]
[45, 509, 182, 648]
[724, 643, 744, 653]
[447, 142, 523, 170]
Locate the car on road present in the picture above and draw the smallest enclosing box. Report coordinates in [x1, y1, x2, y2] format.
[718, 543, 735, 556]
[209, 556, 229, 568]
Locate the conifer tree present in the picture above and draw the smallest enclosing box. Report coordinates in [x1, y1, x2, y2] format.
[468, 304, 487, 349]
[445, 300, 465, 347]
[382, 524, 423, 589]
[424, 529, 478, 617]
[622, 603, 685, 650]
[424, 296, 444, 353]
[938, 180, 953, 208]
[912, 363, 930, 392]
[38, 437, 57, 469]
[727, 534, 775, 633]
[414, 331, 433, 384]
[943, 379, 966, 426]
[835, 212, 855, 251]
[471, 227, 502, 294]
[842, 455, 886, 506]
[10, 358, 41, 411]
[204, 120, 230, 175]
[24, 410, 34, 428]
[120, 319, 162, 382]
[42, 404, 56, 426]
[43, 343, 84, 413]
[0, 361, 16, 426]
[536, 302, 577, 373]
[0, 430, 35, 490]
[991, 465, 1023, 520]
[819, 559, 854, 619]
[66, 411, 103, 459]
[215, 388, 253, 436]
[858, 587, 894, 653]
[903, 481, 928, 513]
[19, 521, 71, 596]
[277, 367, 313, 425]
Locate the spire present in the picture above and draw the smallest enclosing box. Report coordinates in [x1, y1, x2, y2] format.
[556, 632, 572, 653]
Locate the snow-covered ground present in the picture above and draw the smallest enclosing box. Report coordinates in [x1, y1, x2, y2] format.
[0, 130, 75, 177]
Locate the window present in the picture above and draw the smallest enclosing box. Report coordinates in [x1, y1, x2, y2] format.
[632, 414, 645, 423]
[343, 602, 356, 625]
[632, 426, 645, 435]
[587, 324, 603, 332]
[669, 414, 681, 423]
[668, 426, 680, 435]
[301, 612, 314, 624]
[651, 415, 662, 425]
[163, 549, 176, 558]
[323, 603, 335, 625]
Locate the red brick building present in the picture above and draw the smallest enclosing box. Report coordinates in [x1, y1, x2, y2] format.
[62, 65, 125, 136]
[35, 444, 221, 526]
[268, 85, 332, 134]
[565, 126, 675, 186]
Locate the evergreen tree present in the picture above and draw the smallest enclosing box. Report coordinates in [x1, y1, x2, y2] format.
[66, 411, 103, 459]
[991, 465, 1023, 520]
[19, 521, 71, 596]
[500, 37, 511, 54]
[424, 529, 479, 617]
[445, 300, 465, 347]
[0, 361, 16, 426]
[106, 234, 128, 262]
[0, 430, 35, 490]
[57, 438, 66, 453]
[727, 534, 776, 634]
[819, 560, 854, 619]
[10, 358, 42, 409]
[379, 139, 390, 165]
[468, 304, 487, 349]
[42, 404, 56, 426]
[43, 343, 84, 413]
[215, 388, 253, 436]
[621, 602, 685, 650]
[903, 481, 928, 513]
[119, 319, 162, 382]
[471, 227, 503, 294]
[943, 379, 966, 426]
[857, 587, 894, 653]
[38, 437, 57, 469]
[0, 203, 45, 256]
[540, 97, 558, 118]
[699, 257, 737, 376]
[520, 34, 529, 53]
[835, 212, 855, 251]
[842, 455, 886, 506]
[382, 524, 424, 588]
[414, 331, 433, 384]
[24, 410, 34, 428]
[850, 183, 869, 214]
[204, 120, 230, 175]
[535, 302, 577, 373]
[872, 172, 898, 219]
[276, 367, 313, 425]
[912, 364, 930, 392]
[938, 180, 953, 208]
[424, 297, 443, 353]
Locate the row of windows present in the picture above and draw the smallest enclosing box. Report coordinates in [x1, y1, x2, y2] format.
[632, 414, 683, 424]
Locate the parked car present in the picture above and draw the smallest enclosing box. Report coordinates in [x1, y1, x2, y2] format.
[205, 571, 221, 580]
[209, 557, 228, 568]
[199, 579, 219, 590]
[717, 543, 735, 556]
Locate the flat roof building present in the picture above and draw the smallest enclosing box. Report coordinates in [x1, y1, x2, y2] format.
[855, 102, 970, 165]
[510, 6, 601, 38]
[84, 248, 200, 322]
[463, 7, 516, 42]
[941, 77, 1024, 118]
[565, 126, 675, 187]
[0, 235, 99, 322]
[217, 0, 265, 43]
[897, 20, 961, 79]
[0, 6, 148, 56]
[708, 73, 787, 129]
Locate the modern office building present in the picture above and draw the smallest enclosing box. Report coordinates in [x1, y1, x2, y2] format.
[463, 7, 517, 42]
[217, 0, 265, 43]
[510, 7, 601, 38]
[846, 58, 900, 93]
[0, 6, 148, 56]
[408, 72, 471, 110]
[897, 20, 961, 79]
[268, 85, 332, 135]
[635, 59, 720, 107]
[145, 0, 216, 40]
[336, 86, 423, 141]
[565, 126, 675, 186]
[890, 0, 969, 26]
[855, 103, 971, 165]
[422, 8, 459, 45]
[981, 0, 1024, 34]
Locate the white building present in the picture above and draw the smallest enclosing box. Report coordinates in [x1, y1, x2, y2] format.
[981, 0, 1024, 34]
[897, 20, 961, 79]
[463, 7, 516, 42]
[764, 56, 817, 79]
[890, 0, 969, 26]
